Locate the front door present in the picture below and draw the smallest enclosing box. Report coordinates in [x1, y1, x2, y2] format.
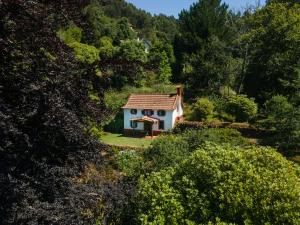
[144, 122, 152, 136]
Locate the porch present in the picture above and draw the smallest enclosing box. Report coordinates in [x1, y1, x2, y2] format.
[127, 116, 162, 137]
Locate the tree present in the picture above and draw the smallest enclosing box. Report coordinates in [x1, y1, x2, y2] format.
[57, 23, 83, 43]
[137, 143, 300, 225]
[242, 3, 300, 103]
[192, 98, 215, 121]
[174, 0, 240, 94]
[0, 1, 133, 224]
[263, 95, 300, 151]
[83, 2, 117, 43]
[225, 95, 258, 122]
[58, 24, 100, 64]
[98, 36, 116, 58]
[115, 17, 137, 43]
[118, 39, 147, 63]
[152, 14, 178, 42]
[158, 51, 172, 84]
[68, 41, 100, 64]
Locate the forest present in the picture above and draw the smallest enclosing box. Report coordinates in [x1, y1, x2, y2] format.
[0, 0, 299, 224]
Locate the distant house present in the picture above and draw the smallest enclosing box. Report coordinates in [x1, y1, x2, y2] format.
[137, 37, 151, 53]
[122, 86, 183, 136]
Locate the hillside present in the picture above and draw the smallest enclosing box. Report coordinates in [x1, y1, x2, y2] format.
[0, 0, 299, 224]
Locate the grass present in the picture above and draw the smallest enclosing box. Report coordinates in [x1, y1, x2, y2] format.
[101, 133, 153, 148]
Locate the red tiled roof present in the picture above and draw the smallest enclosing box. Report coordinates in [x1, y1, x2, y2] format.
[122, 93, 179, 110]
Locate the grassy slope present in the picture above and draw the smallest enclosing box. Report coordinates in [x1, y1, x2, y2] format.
[101, 133, 153, 148]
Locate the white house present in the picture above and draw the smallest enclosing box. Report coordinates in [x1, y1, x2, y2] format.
[122, 86, 183, 136]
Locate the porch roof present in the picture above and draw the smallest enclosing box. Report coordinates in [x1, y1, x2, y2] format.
[130, 116, 159, 123]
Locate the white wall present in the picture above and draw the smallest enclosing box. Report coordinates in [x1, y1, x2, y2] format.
[124, 109, 175, 131]
[124, 109, 144, 130]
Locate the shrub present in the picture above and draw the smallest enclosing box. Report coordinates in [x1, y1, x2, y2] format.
[225, 95, 257, 122]
[98, 36, 116, 58]
[137, 143, 300, 225]
[118, 40, 147, 63]
[117, 150, 145, 177]
[173, 121, 223, 133]
[68, 42, 100, 64]
[57, 24, 83, 44]
[181, 128, 249, 150]
[263, 95, 300, 152]
[144, 129, 249, 172]
[144, 135, 189, 171]
[264, 95, 293, 121]
[192, 98, 214, 121]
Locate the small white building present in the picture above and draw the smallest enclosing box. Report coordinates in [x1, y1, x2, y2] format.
[122, 86, 183, 136]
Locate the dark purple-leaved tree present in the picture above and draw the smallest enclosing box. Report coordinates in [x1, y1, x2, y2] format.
[0, 1, 135, 224]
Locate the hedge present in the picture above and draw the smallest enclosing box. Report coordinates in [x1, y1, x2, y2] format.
[173, 121, 271, 139]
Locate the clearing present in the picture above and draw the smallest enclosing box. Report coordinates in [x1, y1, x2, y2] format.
[101, 133, 153, 148]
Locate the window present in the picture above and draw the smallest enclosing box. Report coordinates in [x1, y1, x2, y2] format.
[130, 109, 137, 114]
[130, 121, 138, 128]
[142, 109, 154, 116]
[159, 121, 165, 130]
[157, 110, 166, 117]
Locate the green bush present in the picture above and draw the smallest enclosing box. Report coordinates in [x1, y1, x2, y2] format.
[137, 143, 300, 225]
[181, 128, 249, 150]
[225, 95, 257, 122]
[98, 36, 116, 58]
[118, 40, 147, 63]
[117, 150, 145, 177]
[57, 24, 82, 44]
[173, 121, 224, 133]
[68, 42, 100, 64]
[264, 95, 293, 121]
[144, 135, 189, 171]
[262, 95, 300, 152]
[144, 129, 249, 171]
[192, 98, 214, 121]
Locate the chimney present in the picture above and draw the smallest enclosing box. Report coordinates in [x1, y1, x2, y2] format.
[176, 85, 182, 96]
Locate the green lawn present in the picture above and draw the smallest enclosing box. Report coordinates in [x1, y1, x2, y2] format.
[101, 133, 153, 148]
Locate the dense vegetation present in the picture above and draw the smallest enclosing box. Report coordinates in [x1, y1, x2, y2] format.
[1, 0, 299, 224]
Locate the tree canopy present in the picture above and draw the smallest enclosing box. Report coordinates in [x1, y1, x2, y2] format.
[138, 143, 300, 225]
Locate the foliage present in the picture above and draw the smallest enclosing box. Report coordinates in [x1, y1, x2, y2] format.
[118, 39, 147, 63]
[58, 24, 100, 64]
[144, 135, 190, 171]
[242, 2, 300, 103]
[174, 0, 239, 94]
[83, 2, 117, 42]
[68, 41, 100, 64]
[57, 23, 83, 43]
[0, 1, 136, 224]
[264, 95, 293, 120]
[116, 17, 137, 43]
[117, 150, 145, 177]
[144, 129, 248, 171]
[149, 40, 175, 66]
[225, 95, 258, 122]
[262, 95, 300, 151]
[98, 36, 116, 58]
[181, 128, 249, 150]
[137, 143, 300, 225]
[192, 98, 215, 121]
[158, 51, 172, 84]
